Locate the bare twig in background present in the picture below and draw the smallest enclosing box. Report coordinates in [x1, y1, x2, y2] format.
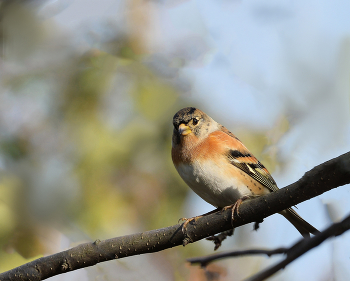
[188, 248, 288, 267]
[187, 213, 350, 281]
[245, 214, 350, 281]
[0, 151, 349, 281]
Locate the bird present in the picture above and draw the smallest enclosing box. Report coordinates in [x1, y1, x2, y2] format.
[171, 107, 319, 238]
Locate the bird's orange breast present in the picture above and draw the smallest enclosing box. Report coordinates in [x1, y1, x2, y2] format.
[172, 131, 228, 166]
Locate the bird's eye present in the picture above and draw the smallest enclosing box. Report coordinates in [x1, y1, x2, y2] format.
[192, 118, 199, 125]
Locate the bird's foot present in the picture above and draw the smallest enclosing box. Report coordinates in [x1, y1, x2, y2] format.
[179, 208, 220, 245]
[178, 216, 201, 245]
[223, 195, 258, 226]
[179, 216, 199, 235]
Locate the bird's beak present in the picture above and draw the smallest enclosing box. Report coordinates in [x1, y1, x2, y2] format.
[178, 124, 192, 136]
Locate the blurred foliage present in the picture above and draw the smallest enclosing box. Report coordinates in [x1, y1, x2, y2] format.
[0, 1, 282, 280]
[0, 1, 195, 277]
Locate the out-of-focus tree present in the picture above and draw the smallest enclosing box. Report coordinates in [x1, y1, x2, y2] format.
[0, 1, 204, 279]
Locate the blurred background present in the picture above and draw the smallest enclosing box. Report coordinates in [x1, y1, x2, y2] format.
[1, 0, 350, 280]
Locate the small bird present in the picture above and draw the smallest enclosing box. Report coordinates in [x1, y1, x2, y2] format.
[171, 107, 319, 238]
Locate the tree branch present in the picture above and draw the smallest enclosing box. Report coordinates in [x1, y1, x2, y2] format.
[187, 213, 350, 281]
[187, 248, 288, 267]
[245, 213, 350, 281]
[0, 151, 349, 281]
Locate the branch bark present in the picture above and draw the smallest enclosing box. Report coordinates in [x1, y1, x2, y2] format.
[1, 151, 349, 281]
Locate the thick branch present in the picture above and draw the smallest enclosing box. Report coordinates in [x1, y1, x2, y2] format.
[0, 151, 349, 281]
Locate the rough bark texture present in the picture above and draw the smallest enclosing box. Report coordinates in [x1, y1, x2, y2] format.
[1, 151, 349, 281]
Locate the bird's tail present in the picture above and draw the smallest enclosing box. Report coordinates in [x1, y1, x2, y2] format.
[280, 208, 320, 238]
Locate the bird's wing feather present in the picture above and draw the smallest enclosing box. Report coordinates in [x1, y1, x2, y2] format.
[216, 127, 279, 192]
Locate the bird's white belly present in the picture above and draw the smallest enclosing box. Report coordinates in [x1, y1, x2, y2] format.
[176, 160, 251, 208]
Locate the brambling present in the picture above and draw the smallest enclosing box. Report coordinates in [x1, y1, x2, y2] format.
[172, 107, 319, 238]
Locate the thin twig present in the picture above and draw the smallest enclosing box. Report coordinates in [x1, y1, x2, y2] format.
[244, 214, 350, 281]
[188, 248, 288, 267]
[189, 213, 350, 281]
